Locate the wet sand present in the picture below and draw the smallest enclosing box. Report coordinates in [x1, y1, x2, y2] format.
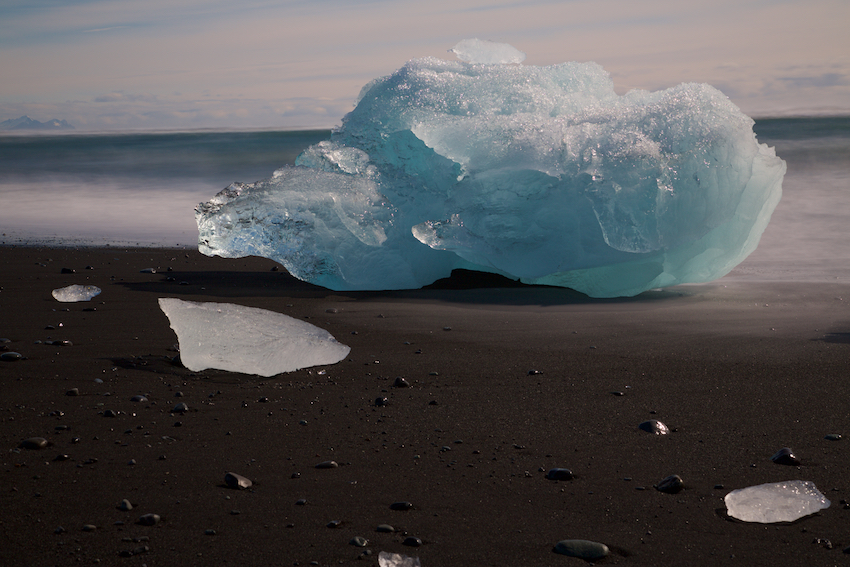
[2, 245, 849, 565]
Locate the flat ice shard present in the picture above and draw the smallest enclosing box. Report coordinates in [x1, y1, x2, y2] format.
[378, 551, 421, 567]
[196, 40, 785, 297]
[449, 38, 526, 64]
[157, 298, 350, 376]
[52, 284, 101, 302]
[724, 480, 830, 523]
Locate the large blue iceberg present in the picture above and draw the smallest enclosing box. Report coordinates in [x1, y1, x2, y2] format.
[196, 40, 785, 297]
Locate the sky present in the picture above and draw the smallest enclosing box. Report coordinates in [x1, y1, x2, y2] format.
[1, 0, 848, 131]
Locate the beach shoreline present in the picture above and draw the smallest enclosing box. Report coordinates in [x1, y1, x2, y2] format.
[2, 245, 849, 565]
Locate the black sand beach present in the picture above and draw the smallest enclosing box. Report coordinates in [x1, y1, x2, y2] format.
[2, 245, 849, 565]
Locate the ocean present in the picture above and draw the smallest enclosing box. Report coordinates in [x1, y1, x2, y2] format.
[1, 117, 848, 282]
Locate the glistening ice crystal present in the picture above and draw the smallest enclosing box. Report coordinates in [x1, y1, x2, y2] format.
[724, 480, 830, 523]
[197, 40, 785, 297]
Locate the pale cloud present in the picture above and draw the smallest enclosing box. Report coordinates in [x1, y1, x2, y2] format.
[1, 0, 848, 130]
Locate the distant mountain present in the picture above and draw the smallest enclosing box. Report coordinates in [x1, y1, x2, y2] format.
[0, 116, 75, 131]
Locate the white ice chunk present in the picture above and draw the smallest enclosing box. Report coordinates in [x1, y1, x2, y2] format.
[52, 284, 101, 302]
[157, 298, 350, 376]
[724, 480, 830, 523]
[449, 38, 526, 64]
[196, 40, 784, 298]
[378, 551, 421, 567]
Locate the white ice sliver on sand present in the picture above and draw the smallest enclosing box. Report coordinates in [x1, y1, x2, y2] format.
[158, 298, 350, 376]
[724, 480, 830, 523]
[52, 284, 101, 302]
[378, 551, 421, 567]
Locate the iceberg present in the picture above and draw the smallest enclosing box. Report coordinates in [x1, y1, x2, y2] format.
[158, 298, 350, 376]
[52, 284, 101, 302]
[196, 40, 785, 297]
[724, 480, 830, 523]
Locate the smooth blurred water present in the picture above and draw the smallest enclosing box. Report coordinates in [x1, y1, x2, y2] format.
[0, 118, 847, 283]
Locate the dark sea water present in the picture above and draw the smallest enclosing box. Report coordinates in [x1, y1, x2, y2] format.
[1, 118, 848, 282]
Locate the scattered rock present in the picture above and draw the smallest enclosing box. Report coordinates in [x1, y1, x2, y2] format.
[65, 388, 79, 396]
[131, 395, 148, 403]
[403, 536, 423, 547]
[350, 536, 368, 547]
[315, 460, 339, 469]
[376, 524, 395, 533]
[545, 468, 573, 481]
[638, 419, 669, 435]
[390, 501, 413, 511]
[137, 514, 160, 526]
[172, 402, 189, 413]
[825, 434, 842, 441]
[393, 377, 410, 388]
[654, 474, 684, 494]
[771, 447, 801, 466]
[224, 472, 252, 489]
[0, 352, 23, 362]
[20, 437, 48, 450]
[553, 539, 610, 560]
[118, 499, 133, 511]
[326, 520, 343, 528]
[82, 524, 97, 532]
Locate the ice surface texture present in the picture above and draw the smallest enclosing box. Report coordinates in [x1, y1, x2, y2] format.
[197, 41, 785, 297]
[378, 551, 421, 567]
[158, 298, 350, 376]
[52, 284, 101, 302]
[724, 480, 830, 523]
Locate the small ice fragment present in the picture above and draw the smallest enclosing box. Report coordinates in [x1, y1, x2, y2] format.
[158, 298, 350, 376]
[378, 551, 421, 567]
[52, 284, 101, 302]
[449, 38, 526, 64]
[724, 480, 830, 523]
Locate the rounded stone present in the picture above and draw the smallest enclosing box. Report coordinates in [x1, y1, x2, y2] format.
[654, 474, 684, 494]
[545, 468, 573, 481]
[224, 472, 252, 489]
[172, 402, 189, 413]
[638, 419, 669, 435]
[403, 536, 423, 547]
[825, 433, 842, 441]
[131, 395, 148, 403]
[390, 501, 413, 511]
[137, 514, 160, 526]
[393, 377, 411, 388]
[315, 460, 339, 469]
[375, 524, 395, 533]
[350, 536, 368, 547]
[118, 499, 133, 511]
[20, 437, 48, 450]
[0, 352, 23, 362]
[553, 539, 610, 560]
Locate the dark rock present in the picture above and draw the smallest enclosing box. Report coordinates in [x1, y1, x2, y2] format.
[172, 402, 189, 413]
[390, 501, 413, 511]
[350, 536, 368, 547]
[545, 468, 574, 481]
[0, 352, 23, 362]
[20, 437, 48, 450]
[393, 377, 410, 388]
[224, 472, 252, 489]
[654, 474, 684, 494]
[553, 539, 609, 560]
[130, 395, 148, 403]
[137, 514, 160, 526]
[315, 460, 339, 469]
[771, 447, 801, 466]
[376, 524, 395, 533]
[403, 536, 423, 547]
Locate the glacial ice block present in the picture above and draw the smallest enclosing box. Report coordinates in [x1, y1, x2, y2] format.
[52, 284, 101, 302]
[158, 298, 350, 376]
[378, 551, 421, 567]
[196, 40, 785, 297]
[724, 481, 830, 523]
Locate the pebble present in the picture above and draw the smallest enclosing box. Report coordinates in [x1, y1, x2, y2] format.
[376, 524, 395, 533]
[654, 474, 684, 494]
[103, 409, 117, 418]
[131, 395, 148, 403]
[66, 388, 79, 396]
[403, 536, 423, 547]
[326, 520, 343, 528]
[0, 352, 23, 362]
[137, 514, 160, 526]
[315, 460, 339, 469]
[82, 524, 97, 532]
[771, 447, 801, 466]
[20, 437, 48, 450]
[393, 377, 410, 388]
[350, 536, 368, 547]
[374, 397, 388, 407]
[172, 402, 189, 413]
[205, 529, 216, 536]
[390, 501, 413, 511]
[825, 434, 842, 441]
[118, 499, 133, 511]
[224, 472, 253, 489]
[638, 419, 669, 435]
[545, 468, 573, 481]
[553, 539, 610, 560]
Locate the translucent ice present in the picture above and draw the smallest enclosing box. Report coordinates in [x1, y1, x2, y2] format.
[449, 38, 526, 64]
[196, 41, 785, 297]
[378, 551, 421, 567]
[724, 480, 830, 523]
[52, 284, 101, 302]
[157, 298, 350, 376]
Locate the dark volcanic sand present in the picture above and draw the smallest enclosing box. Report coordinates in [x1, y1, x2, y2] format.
[1, 246, 849, 566]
